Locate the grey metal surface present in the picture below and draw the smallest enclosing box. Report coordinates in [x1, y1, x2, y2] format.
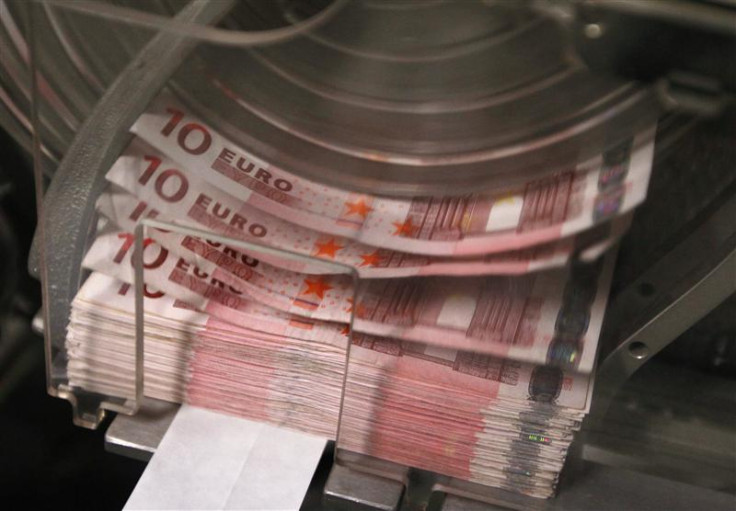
[104, 398, 179, 462]
[440, 495, 508, 511]
[435, 461, 736, 511]
[323, 463, 404, 511]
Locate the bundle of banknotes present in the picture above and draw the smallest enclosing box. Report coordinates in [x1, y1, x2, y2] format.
[66, 94, 655, 498]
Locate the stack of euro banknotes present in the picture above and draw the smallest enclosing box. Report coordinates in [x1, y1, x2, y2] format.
[66, 94, 655, 498]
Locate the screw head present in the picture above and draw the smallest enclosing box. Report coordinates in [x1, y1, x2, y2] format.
[584, 23, 604, 39]
[628, 342, 650, 360]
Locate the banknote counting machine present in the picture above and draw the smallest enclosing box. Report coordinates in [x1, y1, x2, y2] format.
[1, 0, 734, 509]
[101, 112, 736, 511]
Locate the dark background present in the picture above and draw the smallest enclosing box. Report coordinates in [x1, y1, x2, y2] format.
[0, 129, 144, 510]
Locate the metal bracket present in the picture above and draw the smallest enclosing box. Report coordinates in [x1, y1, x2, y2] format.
[323, 463, 405, 511]
[591, 190, 736, 420]
[104, 398, 179, 462]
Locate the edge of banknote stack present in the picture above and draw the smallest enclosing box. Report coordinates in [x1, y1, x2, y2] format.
[66, 95, 656, 499]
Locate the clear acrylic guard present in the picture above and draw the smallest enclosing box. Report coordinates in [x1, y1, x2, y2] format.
[28, 0, 349, 427]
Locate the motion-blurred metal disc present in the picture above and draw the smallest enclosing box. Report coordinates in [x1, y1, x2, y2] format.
[3, 0, 663, 195]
